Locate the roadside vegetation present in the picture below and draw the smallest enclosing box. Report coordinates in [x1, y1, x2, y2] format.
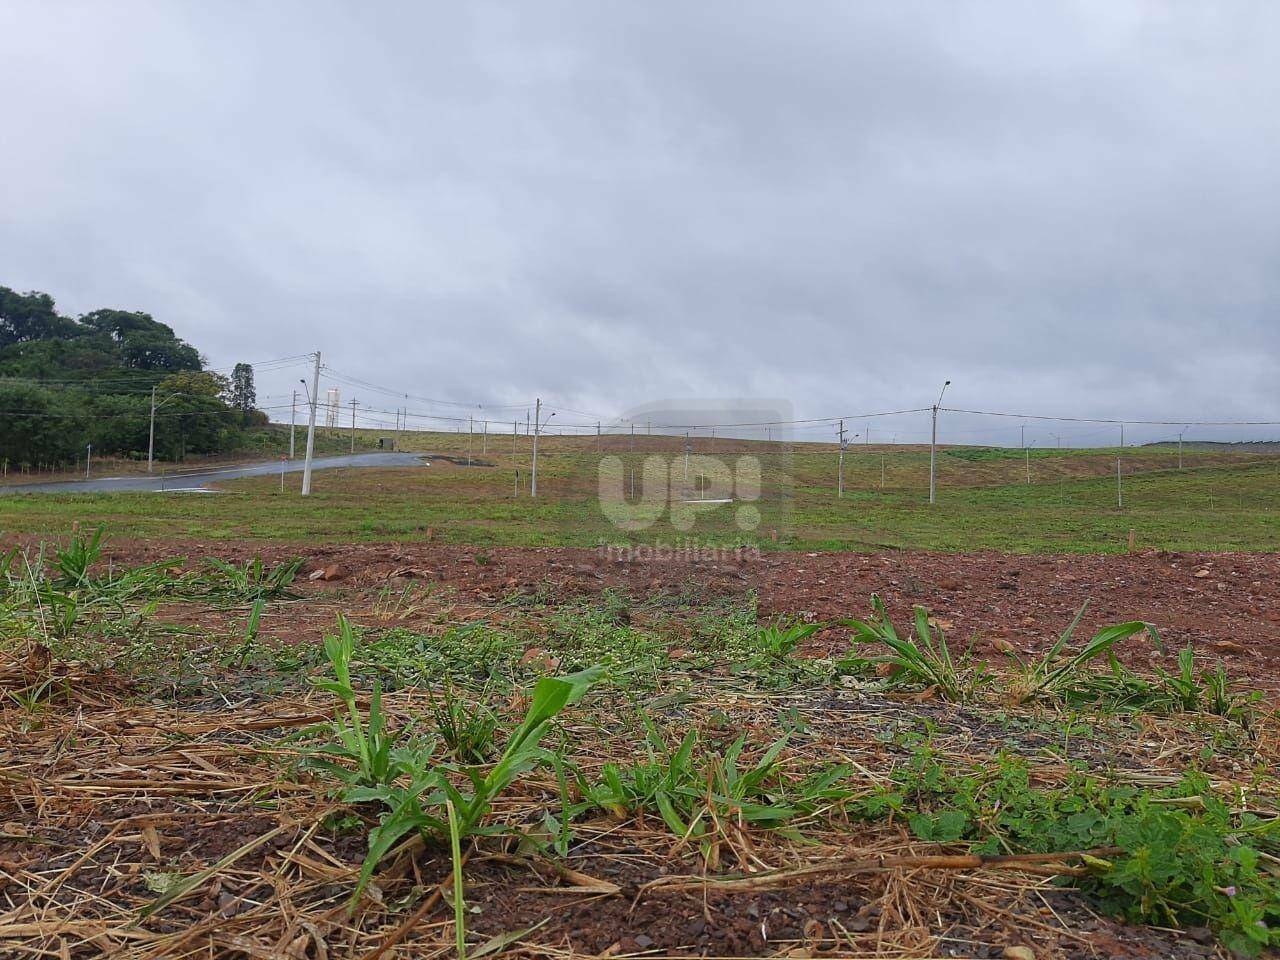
[2, 527, 1276, 957]
[0, 283, 270, 470]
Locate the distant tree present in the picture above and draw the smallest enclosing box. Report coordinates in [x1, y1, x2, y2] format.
[152, 371, 235, 461]
[0, 287, 79, 347]
[0, 283, 257, 465]
[230, 363, 257, 421]
[79, 309, 201, 371]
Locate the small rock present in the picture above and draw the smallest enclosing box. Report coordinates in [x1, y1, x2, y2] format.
[1003, 948, 1036, 960]
[1193, 569, 1211, 578]
[1184, 926, 1215, 945]
[217, 892, 241, 917]
[633, 934, 655, 949]
[309, 563, 347, 582]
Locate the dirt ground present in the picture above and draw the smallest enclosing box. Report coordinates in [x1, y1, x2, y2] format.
[39, 536, 1280, 690]
[4, 536, 1277, 958]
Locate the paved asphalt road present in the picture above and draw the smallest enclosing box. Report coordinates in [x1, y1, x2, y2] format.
[2, 452, 429, 493]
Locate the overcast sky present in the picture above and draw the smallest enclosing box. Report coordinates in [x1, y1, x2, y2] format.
[2, 1, 1278, 445]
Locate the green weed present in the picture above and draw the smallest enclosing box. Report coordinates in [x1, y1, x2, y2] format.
[841, 595, 989, 700]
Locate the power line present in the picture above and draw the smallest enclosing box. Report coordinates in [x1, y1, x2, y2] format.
[940, 406, 1280, 427]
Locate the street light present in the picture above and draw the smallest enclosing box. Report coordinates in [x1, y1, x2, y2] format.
[929, 379, 951, 505]
[148, 387, 186, 473]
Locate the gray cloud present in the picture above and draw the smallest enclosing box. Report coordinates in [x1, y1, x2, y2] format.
[2, 0, 1278, 445]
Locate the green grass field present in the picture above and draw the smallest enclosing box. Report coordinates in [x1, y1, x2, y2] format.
[2, 429, 1277, 552]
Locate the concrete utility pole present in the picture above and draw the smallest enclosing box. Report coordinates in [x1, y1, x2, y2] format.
[148, 387, 185, 472]
[837, 419, 847, 498]
[929, 379, 950, 505]
[148, 386, 157, 472]
[85, 443, 91, 480]
[530, 399, 554, 497]
[1020, 424, 1025, 449]
[350, 399, 357, 454]
[290, 391, 297, 458]
[301, 352, 321, 496]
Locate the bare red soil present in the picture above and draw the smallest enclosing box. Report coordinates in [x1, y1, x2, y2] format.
[32, 535, 1280, 689]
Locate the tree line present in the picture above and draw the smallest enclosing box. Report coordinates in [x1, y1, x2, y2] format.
[0, 285, 262, 469]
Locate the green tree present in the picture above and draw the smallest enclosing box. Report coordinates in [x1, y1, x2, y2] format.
[230, 363, 257, 422]
[0, 284, 254, 466]
[151, 371, 238, 461]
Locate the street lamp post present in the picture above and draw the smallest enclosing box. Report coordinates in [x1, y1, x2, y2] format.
[928, 380, 951, 505]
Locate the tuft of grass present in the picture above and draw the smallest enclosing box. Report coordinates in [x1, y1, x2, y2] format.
[429, 685, 498, 764]
[302, 620, 603, 908]
[755, 618, 823, 659]
[841, 595, 988, 700]
[1008, 599, 1160, 703]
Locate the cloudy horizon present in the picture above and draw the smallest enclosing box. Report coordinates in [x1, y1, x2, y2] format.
[3, 1, 1278, 446]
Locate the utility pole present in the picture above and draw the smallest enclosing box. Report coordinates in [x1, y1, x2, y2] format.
[148, 386, 157, 472]
[85, 443, 91, 480]
[630, 423, 634, 452]
[482, 419, 488, 455]
[1178, 427, 1187, 469]
[1020, 424, 1025, 449]
[350, 399, 357, 454]
[929, 380, 950, 505]
[301, 352, 320, 496]
[530, 399, 553, 497]
[837, 419, 847, 498]
[290, 391, 297, 458]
